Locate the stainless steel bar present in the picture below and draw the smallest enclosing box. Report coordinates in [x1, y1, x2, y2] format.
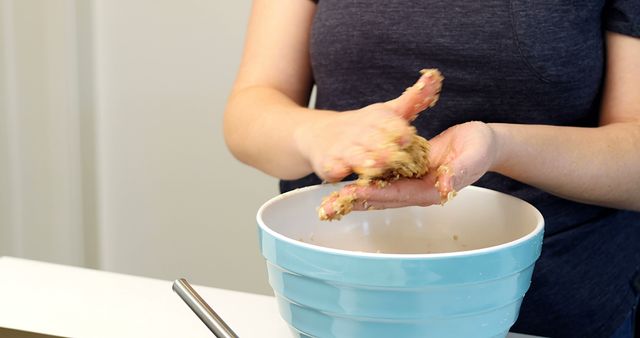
[172, 278, 239, 338]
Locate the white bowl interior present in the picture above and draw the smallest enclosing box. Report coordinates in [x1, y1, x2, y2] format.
[261, 185, 542, 254]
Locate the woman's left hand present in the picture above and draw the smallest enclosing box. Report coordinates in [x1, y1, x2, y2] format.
[321, 121, 501, 213]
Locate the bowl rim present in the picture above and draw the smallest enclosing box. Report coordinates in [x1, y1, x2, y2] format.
[256, 184, 544, 259]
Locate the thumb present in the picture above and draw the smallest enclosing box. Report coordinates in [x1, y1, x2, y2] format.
[386, 69, 443, 121]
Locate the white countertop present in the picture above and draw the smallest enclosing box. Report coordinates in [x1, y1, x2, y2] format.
[0, 256, 540, 338]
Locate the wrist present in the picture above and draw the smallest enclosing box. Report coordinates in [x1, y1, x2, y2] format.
[292, 108, 335, 169]
[486, 123, 510, 175]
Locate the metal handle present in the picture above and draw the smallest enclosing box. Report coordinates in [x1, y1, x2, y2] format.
[172, 278, 239, 338]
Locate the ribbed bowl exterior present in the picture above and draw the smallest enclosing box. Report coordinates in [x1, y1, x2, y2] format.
[257, 185, 544, 338]
[260, 232, 541, 338]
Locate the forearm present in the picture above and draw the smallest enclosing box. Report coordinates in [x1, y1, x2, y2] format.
[223, 86, 333, 180]
[490, 122, 640, 210]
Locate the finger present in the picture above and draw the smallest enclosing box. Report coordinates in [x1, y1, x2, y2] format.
[318, 185, 358, 221]
[432, 124, 496, 204]
[318, 192, 339, 221]
[433, 150, 486, 205]
[351, 122, 416, 176]
[386, 69, 444, 121]
[318, 178, 443, 221]
[316, 142, 372, 182]
[435, 164, 458, 204]
[349, 178, 442, 210]
[344, 144, 387, 178]
[321, 159, 351, 183]
[424, 130, 461, 204]
[376, 120, 416, 148]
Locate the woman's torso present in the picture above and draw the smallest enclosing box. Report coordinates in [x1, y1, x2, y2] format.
[280, 1, 640, 336]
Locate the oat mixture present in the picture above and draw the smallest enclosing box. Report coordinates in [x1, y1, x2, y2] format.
[318, 69, 443, 221]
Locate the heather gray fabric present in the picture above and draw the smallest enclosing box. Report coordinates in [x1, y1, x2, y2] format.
[280, 1, 640, 337]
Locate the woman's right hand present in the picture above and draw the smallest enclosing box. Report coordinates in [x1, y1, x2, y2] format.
[293, 70, 443, 183]
[294, 103, 416, 182]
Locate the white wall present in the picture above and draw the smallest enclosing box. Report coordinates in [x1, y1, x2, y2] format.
[1, 0, 279, 295]
[0, 0, 86, 265]
[93, 0, 278, 294]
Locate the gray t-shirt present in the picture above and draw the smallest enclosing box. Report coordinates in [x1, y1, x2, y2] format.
[280, 0, 640, 336]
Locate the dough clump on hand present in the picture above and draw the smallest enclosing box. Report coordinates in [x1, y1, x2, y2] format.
[318, 69, 443, 221]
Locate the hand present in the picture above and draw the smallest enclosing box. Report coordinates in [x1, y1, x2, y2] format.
[294, 103, 414, 182]
[294, 70, 443, 182]
[322, 121, 500, 212]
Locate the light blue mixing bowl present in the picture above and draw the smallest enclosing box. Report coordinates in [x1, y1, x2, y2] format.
[257, 183, 544, 338]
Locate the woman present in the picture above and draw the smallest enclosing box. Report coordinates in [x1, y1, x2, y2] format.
[224, 0, 640, 336]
